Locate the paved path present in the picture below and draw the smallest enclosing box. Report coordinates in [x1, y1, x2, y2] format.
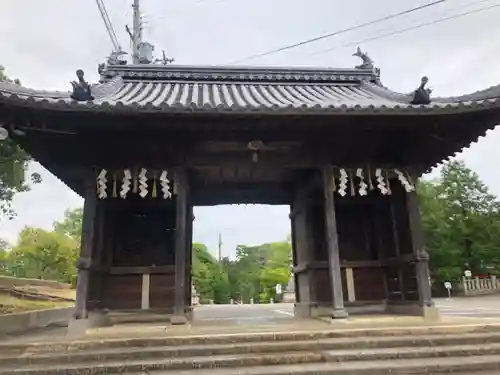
[194, 303, 295, 325]
[193, 296, 500, 324]
[435, 295, 500, 319]
[3, 296, 500, 344]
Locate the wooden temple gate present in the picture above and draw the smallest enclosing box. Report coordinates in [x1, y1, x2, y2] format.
[0, 58, 498, 333]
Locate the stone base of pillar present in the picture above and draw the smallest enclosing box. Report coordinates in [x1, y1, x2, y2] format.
[66, 310, 110, 338]
[294, 302, 318, 318]
[331, 309, 349, 319]
[185, 307, 194, 322]
[294, 302, 348, 319]
[170, 315, 188, 325]
[385, 303, 440, 321]
[307, 306, 349, 323]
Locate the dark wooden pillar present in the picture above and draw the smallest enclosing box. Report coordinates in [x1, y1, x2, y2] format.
[87, 202, 105, 311]
[406, 185, 434, 307]
[74, 173, 98, 320]
[289, 210, 300, 303]
[185, 204, 194, 308]
[321, 166, 348, 318]
[173, 167, 189, 321]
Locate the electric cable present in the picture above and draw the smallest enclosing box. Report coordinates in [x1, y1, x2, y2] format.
[306, 0, 500, 58]
[228, 0, 448, 64]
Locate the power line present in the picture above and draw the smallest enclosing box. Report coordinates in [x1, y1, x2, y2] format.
[306, 0, 500, 59]
[228, 0, 448, 64]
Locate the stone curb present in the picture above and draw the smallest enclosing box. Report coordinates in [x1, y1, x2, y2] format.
[3, 332, 500, 367]
[0, 308, 72, 336]
[3, 343, 500, 375]
[2, 322, 499, 355]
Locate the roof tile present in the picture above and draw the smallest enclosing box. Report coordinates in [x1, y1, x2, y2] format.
[0, 65, 499, 115]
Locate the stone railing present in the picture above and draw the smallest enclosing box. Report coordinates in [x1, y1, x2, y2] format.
[460, 276, 500, 296]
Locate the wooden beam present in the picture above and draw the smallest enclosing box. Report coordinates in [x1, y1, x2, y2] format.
[109, 266, 174, 275]
[321, 165, 348, 319]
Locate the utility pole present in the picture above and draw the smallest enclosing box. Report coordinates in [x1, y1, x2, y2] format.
[131, 0, 142, 64]
[218, 232, 222, 263]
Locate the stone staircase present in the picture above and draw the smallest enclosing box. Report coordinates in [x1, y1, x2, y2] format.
[2, 324, 500, 374]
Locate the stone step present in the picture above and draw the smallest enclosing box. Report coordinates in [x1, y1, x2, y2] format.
[121, 355, 500, 375]
[2, 322, 499, 356]
[2, 332, 500, 367]
[3, 343, 500, 375]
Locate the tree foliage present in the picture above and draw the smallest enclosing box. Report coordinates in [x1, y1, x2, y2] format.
[0, 209, 81, 284]
[191, 240, 292, 304]
[191, 243, 230, 304]
[0, 65, 40, 219]
[420, 160, 500, 282]
[8, 228, 78, 283]
[53, 208, 83, 242]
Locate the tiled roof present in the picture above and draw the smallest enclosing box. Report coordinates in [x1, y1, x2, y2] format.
[1, 64, 500, 115]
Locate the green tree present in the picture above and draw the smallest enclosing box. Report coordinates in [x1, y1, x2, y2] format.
[0, 66, 20, 85]
[191, 243, 230, 303]
[10, 227, 78, 283]
[438, 160, 500, 272]
[419, 160, 500, 281]
[54, 208, 83, 242]
[226, 240, 292, 303]
[0, 65, 40, 219]
[419, 180, 462, 281]
[0, 238, 11, 275]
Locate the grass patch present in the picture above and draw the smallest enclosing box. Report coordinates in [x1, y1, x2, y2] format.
[0, 293, 74, 315]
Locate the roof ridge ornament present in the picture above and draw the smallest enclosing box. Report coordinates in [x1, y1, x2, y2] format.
[353, 47, 381, 81]
[70, 70, 94, 102]
[410, 76, 432, 105]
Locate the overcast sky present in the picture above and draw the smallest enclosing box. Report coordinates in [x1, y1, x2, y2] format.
[1, 0, 500, 258]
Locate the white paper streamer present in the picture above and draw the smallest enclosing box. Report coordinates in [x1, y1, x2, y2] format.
[138, 168, 148, 198]
[159, 170, 172, 199]
[120, 169, 132, 198]
[97, 169, 107, 199]
[375, 168, 389, 195]
[395, 169, 415, 192]
[338, 169, 348, 197]
[356, 168, 368, 196]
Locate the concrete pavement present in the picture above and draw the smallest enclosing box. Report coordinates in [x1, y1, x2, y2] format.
[3, 296, 500, 344]
[193, 302, 295, 325]
[193, 296, 500, 324]
[435, 295, 500, 319]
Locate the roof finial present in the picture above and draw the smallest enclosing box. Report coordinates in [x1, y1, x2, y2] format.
[410, 76, 432, 105]
[353, 47, 374, 70]
[70, 70, 93, 102]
